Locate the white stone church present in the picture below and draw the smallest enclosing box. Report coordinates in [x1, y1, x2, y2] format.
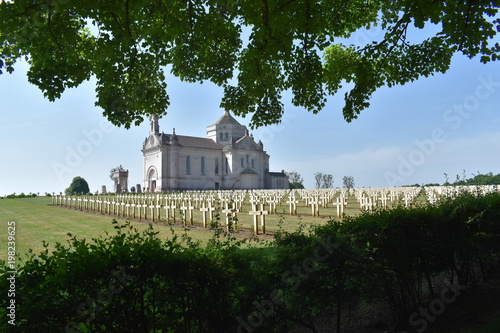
[142, 111, 288, 192]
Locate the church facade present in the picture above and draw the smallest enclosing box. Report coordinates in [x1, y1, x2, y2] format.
[142, 111, 288, 192]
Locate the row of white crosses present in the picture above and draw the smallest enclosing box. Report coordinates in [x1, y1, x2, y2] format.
[246, 190, 288, 233]
[51, 190, 286, 234]
[424, 185, 500, 204]
[292, 189, 350, 218]
[53, 186, 468, 234]
[352, 187, 422, 211]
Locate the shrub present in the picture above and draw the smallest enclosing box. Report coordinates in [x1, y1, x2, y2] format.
[0, 221, 242, 333]
[65, 176, 90, 195]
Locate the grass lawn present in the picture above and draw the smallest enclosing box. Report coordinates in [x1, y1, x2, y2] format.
[0, 196, 334, 262]
[0, 197, 217, 263]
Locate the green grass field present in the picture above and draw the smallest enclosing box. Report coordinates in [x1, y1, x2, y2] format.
[0, 197, 212, 262]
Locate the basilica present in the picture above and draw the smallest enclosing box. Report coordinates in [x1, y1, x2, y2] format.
[142, 111, 288, 192]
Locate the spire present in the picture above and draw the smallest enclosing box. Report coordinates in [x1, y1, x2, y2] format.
[150, 115, 159, 135]
[171, 128, 179, 145]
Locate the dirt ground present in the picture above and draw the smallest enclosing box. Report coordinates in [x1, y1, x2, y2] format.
[426, 271, 500, 333]
[290, 271, 500, 333]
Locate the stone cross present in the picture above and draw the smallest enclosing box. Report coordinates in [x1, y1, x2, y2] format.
[248, 203, 268, 234]
[403, 195, 411, 207]
[363, 197, 374, 211]
[169, 200, 177, 222]
[130, 202, 137, 218]
[104, 199, 111, 215]
[320, 194, 328, 208]
[221, 203, 233, 230]
[334, 197, 344, 218]
[179, 201, 190, 226]
[207, 201, 216, 222]
[155, 200, 163, 222]
[186, 199, 195, 225]
[221, 201, 239, 231]
[380, 192, 388, 209]
[164, 202, 172, 222]
[267, 197, 278, 214]
[96, 198, 103, 214]
[199, 201, 210, 228]
[286, 196, 299, 215]
[110, 199, 117, 215]
[120, 201, 126, 216]
[310, 197, 320, 217]
[149, 201, 157, 222]
[249, 195, 260, 207]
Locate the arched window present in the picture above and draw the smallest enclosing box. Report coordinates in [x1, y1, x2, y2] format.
[246, 154, 249, 167]
[201, 156, 205, 174]
[215, 158, 219, 174]
[219, 133, 223, 140]
[225, 132, 229, 140]
[186, 155, 191, 174]
[251, 158, 255, 169]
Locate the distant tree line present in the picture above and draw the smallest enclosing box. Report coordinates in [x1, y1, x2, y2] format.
[285, 171, 355, 189]
[446, 171, 500, 186]
[314, 172, 334, 189]
[417, 171, 500, 187]
[1, 192, 39, 199]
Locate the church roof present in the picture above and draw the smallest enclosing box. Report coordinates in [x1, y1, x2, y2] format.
[241, 168, 259, 175]
[234, 133, 262, 151]
[213, 110, 241, 125]
[177, 135, 223, 150]
[267, 171, 287, 177]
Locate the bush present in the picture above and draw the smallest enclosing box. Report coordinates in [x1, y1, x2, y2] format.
[0, 221, 242, 333]
[65, 176, 90, 195]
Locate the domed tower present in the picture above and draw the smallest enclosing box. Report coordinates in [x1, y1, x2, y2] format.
[206, 110, 247, 145]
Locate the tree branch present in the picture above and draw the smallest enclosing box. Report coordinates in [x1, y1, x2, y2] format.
[458, 1, 473, 52]
[46, 4, 63, 53]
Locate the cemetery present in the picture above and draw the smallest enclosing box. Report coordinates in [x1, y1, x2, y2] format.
[49, 185, 499, 235]
[50, 187, 426, 235]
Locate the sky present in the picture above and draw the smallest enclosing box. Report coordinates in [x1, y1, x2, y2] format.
[1, 28, 500, 195]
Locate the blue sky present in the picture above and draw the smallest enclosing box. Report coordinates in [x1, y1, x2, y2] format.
[1, 31, 499, 194]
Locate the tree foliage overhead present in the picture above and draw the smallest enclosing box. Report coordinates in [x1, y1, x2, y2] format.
[0, 0, 498, 128]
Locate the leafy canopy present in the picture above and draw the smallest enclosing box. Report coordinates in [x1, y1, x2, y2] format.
[65, 176, 90, 195]
[0, 0, 498, 128]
